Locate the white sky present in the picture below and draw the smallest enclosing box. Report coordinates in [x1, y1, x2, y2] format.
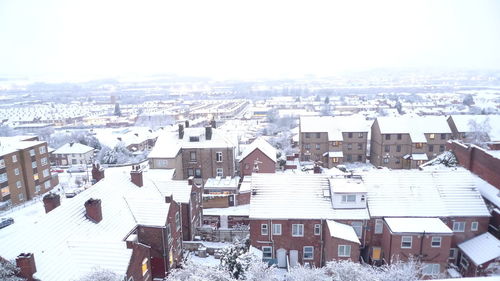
[1, 0, 499, 80]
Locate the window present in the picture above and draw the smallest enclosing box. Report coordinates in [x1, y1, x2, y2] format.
[449, 248, 458, 259]
[303, 246, 314, 260]
[187, 168, 194, 177]
[332, 141, 339, 147]
[357, 155, 362, 161]
[71, 159, 77, 165]
[401, 236, 412, 248]
[383, 158, 389, 164]
[216, 152, 223, 162]
[395, 157, 401, 164]
[357, 143, 362, 150]
[33, 173, 38, 181]
[315, 144, 320, 150]
[190, 151, 196, 162]
[194, 168, 201, 178]
[39, 146, 46, 154]
[35, 185, 40, 193]
[175, 212, 181, 231]
[41, 157, 48, 166]
[428, 145, 434, 152]
[347, 143, 352, 151]
[43, 169, 49, 178]
[44, 181, 51, 189]
[29, 149, 35, 156]
[431, 237, 441, 247]
[305, 133, 311, 138]
[385, 134, 391, 140]
[272, 224, 282, 235]
[384, 145, 390, 153]
[429, 133, 435, 140]
[262, 246, 272, 260]
[415, 143, 423, 149]
[316, 133, 321, 138]
[216, 168, 223, 177]
[304, 144, 311, 150]
[471, 221, 478, 231]
[32, 161, 37, 168]
[351, 222, 363, 238]
[166, 224, 172, 242]
[422, 263, 440, 276]
[0, 159, 4, 168]
[0, 173, 7, 183]
[18, 193, 24, 201]
[338, 245, 351, 257]
[332, 157, 339, 163]
[16, 181, 22, 188]
[453, 222, 465, 232]
[375, 220, 383, 235]
[396, 145, 401, 152]
[348, 132, 353, 138]
[397, 134, 402, 140]
[460, 255, 469, 270]
[12, 155, 17, 162]
[141, 258, 148, 276]
[14, 168, 19, 176]
[439, 145, 445, 152]
[314, 224, 321, 235]
[189, 136, 199, 142]
[358, 132, 363, 138]
[441, 133, 447, 140]
[346, 154, 352, 161]
[292, 224, 304, 237]
[1, 187, 9, 196]
[341, 194, 356, 203]
[261, 224, 268, 235]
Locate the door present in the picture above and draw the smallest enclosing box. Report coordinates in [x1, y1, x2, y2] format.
[277, 248, 286, 268]
[228, 195, 235, 206]
[289, 250, 299, 267]
[220, 215, 228, 229]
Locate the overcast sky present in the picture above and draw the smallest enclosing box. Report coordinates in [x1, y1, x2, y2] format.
[1, 0, 499, 81]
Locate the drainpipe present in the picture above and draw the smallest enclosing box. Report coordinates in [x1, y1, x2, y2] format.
[320, 219, 324, 266]
[161, 227, 168, 277]
[419, 231, 425, 261]
[270, 219, 274, 259]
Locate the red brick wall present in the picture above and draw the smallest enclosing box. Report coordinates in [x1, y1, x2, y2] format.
[323, 225, 360, 262]
[236, 192, 250, 205]
[442, 217, 490, 247]
[240, 149, 276, 177]
[127, 242, 152, 281]
[447, 141, 500, 188]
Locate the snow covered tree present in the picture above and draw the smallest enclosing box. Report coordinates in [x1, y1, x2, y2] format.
[114, 103, 122, 117]
[376, 257, 422, 281]
[165, 262, 232, 281]
[323, 260, 375, 281]
[466, 118, 491, 148]
[462, 94, 475, 106]
[0, 259, 24, 281]
[75, 268, 123, 281]
[0, 124, 16, 137]
[219, 243, 248, 279]
[287, 266, 329, 281]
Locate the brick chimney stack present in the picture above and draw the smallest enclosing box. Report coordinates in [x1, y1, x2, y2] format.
[91, 164, 105, 183]
[178, 124, 184, 139]
[205, 126, 212, 140]
[185, 120, 190, 128]
[130, 165, 143, 187]
[165, 194, 174, 203]
[43, 193, 60, 213]
[84, 198, 102, 223]
[16, 253, 36, 281]
[210, 119, 216, 129]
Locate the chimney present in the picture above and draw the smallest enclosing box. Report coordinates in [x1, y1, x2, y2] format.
[92, 164, 105, 183]
[210, 119, 216, 128]
[85, 198, 102, 223]
[16, 253, 36, 281]
[313, 164, 321, 174]
[165, 194, 174, 203]
[185, 120, 190, 128]
[130, 165, 143, 187]
[178, 124, 184, 139]
[69, 142, 74, 147]
[43, 193, 60, 213]
[187, 176, 194, 186]
[205, 126, 212, 140]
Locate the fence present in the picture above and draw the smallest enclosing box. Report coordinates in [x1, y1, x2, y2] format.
[195, 227, 249, 242]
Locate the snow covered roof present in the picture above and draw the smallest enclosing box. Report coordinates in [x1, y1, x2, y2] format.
[451, 115, 500, 141]
[326, 220, 360, 244]
[238, 137, 276, 163]
[458, 232, 500, 266]
[205, 176, 240, 190]
[329, 177, 367, 193]
[323, 151, 344, 158]
[125, 194, 170, 227]
[473, 175, 500, 208]
[376, 116, 451, 143]
[300, 116, 370, 142]
[403, 153, 428, 161]
[203, 204, 250, 217]
[364, 169, 490, 218]
[0, 167, 173, 281]
[384, 218, 453, 234]
[53, 142, 95, 154]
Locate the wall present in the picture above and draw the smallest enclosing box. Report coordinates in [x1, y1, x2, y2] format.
[323, 227, 360, 262]
[239, 149, 275, 177]
[126, 242, 152, 281]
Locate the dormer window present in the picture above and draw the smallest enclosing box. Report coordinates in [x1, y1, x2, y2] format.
[189, 136, 200, 142]
[341, 194, 356, 203]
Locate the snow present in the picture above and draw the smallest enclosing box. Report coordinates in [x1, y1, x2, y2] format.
[188, 252, 221, 267]
[409, 153, 428, 161]
[458, 232, 500, 266]
[326, 220, 361, 244]
[376, 116, 451, 143]
[205, 176, 240, 191]
[238, 137, 277, 163]
[300, 116, 370, 134]
[329, 177, 367, 193]
[323, 151, 344, 158]
[451, 115, 500, 142]
[52, 142, 94, 154]
[384, 217, 453, 234]
[203, 205, 250, 216]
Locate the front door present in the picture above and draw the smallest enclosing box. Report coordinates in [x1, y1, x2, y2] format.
[220, 215, 228, 229]
[277, 248, 286, 268]
[289, 250, 299, 267]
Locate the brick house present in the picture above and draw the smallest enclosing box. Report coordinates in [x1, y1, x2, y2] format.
[0, 136, 56, 208]
[148, 122, 237, 183]
[299, 116, 370, 167]
[370, 116, 452, 169]
[52, 142, 95, 166]
[239, 137, 276, 177]
[324, 220, 361, 262]
[457, 232, 500, 277]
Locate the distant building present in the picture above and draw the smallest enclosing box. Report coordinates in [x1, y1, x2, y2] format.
[238, 137, 276, 177]
[52, 142, 95, 166]
[447, 115, 500, 149]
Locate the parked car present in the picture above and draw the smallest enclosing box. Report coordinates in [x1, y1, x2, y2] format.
[67, 166, 86, 173]
[51, 168, 64, 173]
[0, 217, 14, 229]
[65, 187, 84, 198]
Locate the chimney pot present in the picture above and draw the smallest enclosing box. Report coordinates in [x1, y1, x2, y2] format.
[16, 253, 36, 281]
[85, 198, 102, 223]
[165, 195, 174, 203]
[185, 120, 189, 128]
[187, 176, 194, 186]
[130, 166, 143, 187]
[205, 126, 212, 140]
[178, 124, 184, 139]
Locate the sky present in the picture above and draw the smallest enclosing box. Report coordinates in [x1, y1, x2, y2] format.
[1, 0, 500, 81]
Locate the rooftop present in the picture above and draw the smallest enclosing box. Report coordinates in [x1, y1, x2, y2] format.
[53, 142, 95, 154]
[376, 116, 451, 142]
[384, 217, 453, 234]
[326, 220, 361, 244]
[458, 232, 500, 266]
[238, 137, 277, 163]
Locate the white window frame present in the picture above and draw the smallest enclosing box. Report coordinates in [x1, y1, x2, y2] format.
[338, 245, 351, 257]
[14, 168, 20, 176]
[374, 219, 383, 234]
[216, 168, 223, 177]
[303, 246, 314, 260]
[471, 221, 478, 231]
[35, 185, 41, 193]
[272, 224, 282, 235]
[401, 236, 412, 248]
[351, 222, 363, 238]
[314, 224, 321, 235]
[189, 151, 196, 162]
[261, 224, 268, 235]
[262, 246, 272, 260]
[292, 224, 304, 237]
[29, 149, 35, 156]
[449, 248, 458, 259]
[16, 180, 22, 188]
[341, 194, 356, 203]
[43, 169, 49, 178]
[0, 159, 4, 168]
[32, 161, 37, 168]
[216, 152, 223, 162]
[453, 221, 465, 232]
[18, 193, 24, 201]
[460, 255, 469, 270]
[422, 263, 440, 276]
[41, 157, 48, 166]
[431, 236, 441, 248]
[12, 155, 17, 162]
[0, 173, 7, 183]
[39, 146, 46, 154]
[175, 212, 181, 231]
[44, 181, 51, 189]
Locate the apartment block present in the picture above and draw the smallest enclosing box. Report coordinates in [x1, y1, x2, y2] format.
[370, 116, 452, 169]
[0, 136, 55, 208]
[299, 116, 370, 168]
